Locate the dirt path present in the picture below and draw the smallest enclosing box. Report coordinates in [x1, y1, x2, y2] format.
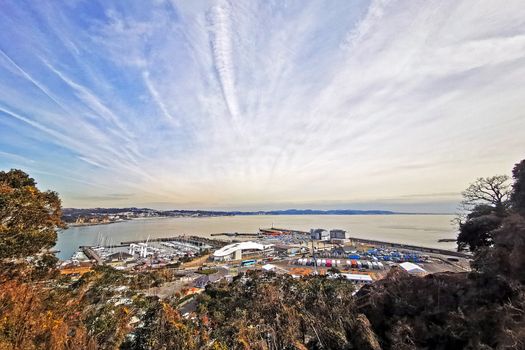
[182, 254, 210, 268]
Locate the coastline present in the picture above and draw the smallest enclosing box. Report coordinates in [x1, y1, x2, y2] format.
[63, 212, 454, 228]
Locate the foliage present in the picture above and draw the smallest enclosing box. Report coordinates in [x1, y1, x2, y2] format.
[121, 299, 206, 350]
[0, 277, 95, 349]
[198, 271, 356, 349]
[472, 214, 525, 284]
[196, 268, 219, 275]
[511, 159, 525, 213]
[456, 173, 514, 252]
[0, 169, 65, 259]
[457, 205, 504, 251]
[356, 267, 524, 349]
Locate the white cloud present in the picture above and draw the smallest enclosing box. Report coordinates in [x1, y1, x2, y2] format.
[0, 0, 524, 210]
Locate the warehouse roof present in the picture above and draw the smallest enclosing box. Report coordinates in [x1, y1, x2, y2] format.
[341, 274, 373, 282]
[399, 262, 427, 274]
[213, 241, 273, 258]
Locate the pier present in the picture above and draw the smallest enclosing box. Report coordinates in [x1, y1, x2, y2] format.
[347, 237, 469, 258]
[81, 246, 103, 265]
[267, 227, 310, 235]
[210, 232, 260, 237]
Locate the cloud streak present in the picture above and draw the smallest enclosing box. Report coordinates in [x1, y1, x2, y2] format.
[207, 0, 240, 122]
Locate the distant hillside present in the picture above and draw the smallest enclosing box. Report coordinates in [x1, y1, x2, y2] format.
[61, 207, 399, 223]
[232, 209, 397, 215]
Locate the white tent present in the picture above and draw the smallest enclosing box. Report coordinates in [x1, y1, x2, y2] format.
[341, 273, 373, 283]
[262, 264, 277, 271]
[399, 262, 427, 274]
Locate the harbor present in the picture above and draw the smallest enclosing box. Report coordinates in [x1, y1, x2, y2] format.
[60, 226, 469, 283]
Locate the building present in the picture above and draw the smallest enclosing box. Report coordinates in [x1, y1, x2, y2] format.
[273, 244, 305, 256]
[212, 241, 274, 261]
[107, 252, 134, 261]
[330, 229, 347, 240]
[193, 267, 231, 288]
[340, 273, 373, 284]
[399, 262, 427, 275]
[310, 228, 330, 241]
[329, 229, 348, 244]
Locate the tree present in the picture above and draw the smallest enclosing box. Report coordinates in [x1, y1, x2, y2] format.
[511, 159, 525, 213]
[0, 169, 65, 259]
[460, 175, 511, 213]
[471, 213, 525, 283]
[457, 205, 503, 251]
[457, 175, 511, 252]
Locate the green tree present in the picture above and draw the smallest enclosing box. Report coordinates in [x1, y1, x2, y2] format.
[457, 204, 504, 251]
[0, 169, 65, 259]
[457, 175, 511, 252]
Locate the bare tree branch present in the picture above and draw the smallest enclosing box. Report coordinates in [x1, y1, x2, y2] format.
[461, 175, 511, 210]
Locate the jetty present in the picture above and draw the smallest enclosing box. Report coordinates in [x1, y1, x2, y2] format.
[259, 227, 310, 235]
[210, 232, 259, 237]
[347, 237, 469, 258]
[81, 246, 104, 265]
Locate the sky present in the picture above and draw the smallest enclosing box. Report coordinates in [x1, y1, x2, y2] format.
[0, 0, 524, 213]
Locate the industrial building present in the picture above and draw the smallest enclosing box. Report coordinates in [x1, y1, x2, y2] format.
[310, 228, 330, 241]
[212, 241, 274, 261]
[329, 229, 348, 244]
[310, 228, 347, 242]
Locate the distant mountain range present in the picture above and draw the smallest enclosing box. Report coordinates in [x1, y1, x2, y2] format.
[63, 207, 399, 215]
[62, 207, 403, 223]
[231, 209, 397, 215]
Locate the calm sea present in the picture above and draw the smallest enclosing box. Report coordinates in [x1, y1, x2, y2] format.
[54, 214, 458, 260]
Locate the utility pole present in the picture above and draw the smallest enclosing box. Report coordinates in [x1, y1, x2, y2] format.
[311, 239, 318, 275]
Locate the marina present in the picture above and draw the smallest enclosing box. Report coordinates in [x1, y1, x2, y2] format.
[54, 214, 458, 260]
[61, 223, 469, 281]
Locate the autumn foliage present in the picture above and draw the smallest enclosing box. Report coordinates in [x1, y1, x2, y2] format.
[0, 169, 65, 259]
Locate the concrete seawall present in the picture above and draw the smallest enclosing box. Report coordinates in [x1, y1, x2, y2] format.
[347, 236, 469, 258]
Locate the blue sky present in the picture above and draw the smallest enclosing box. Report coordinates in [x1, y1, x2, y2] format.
[0, 0, 524, 212]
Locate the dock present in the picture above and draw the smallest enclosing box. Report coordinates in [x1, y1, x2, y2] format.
[210, 232, 260, 237]
[120, 236, 224, 249]
[268, 227, 309, 235]
[81, 246, 104, 265]
[347, 237, 469, 258]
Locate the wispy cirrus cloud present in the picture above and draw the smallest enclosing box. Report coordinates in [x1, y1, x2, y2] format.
[0, 0, 524, 211]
